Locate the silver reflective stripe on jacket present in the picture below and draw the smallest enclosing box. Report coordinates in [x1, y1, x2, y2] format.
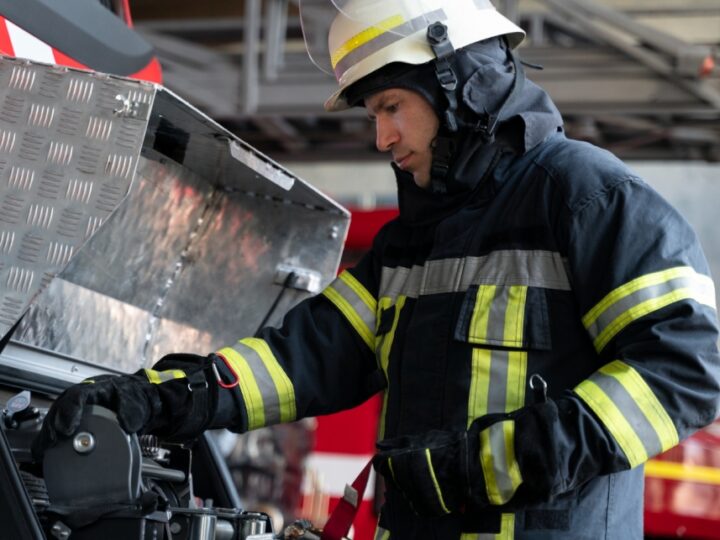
[379, 250, 571, 300]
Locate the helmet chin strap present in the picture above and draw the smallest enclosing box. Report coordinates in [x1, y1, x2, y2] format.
[426, 23, 526, 194]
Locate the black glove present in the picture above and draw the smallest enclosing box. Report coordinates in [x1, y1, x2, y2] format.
[373, 429, 470, 516]
[33, 353, 218, 461]
[373, 401, 561, 517]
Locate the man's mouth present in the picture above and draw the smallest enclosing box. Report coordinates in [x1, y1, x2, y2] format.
[395, 154, 411, 169]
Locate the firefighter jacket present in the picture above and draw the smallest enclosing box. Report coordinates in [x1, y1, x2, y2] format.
[209, 128, 720, 539]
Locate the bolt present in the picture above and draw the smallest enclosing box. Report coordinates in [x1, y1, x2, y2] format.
[329, 226, 339, 240]
[73, 432, 95, 454]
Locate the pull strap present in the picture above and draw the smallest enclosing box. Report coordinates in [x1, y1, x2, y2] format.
[321, 459, 373, 540]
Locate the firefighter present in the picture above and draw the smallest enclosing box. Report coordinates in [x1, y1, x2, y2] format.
[36, 0, 720, 538]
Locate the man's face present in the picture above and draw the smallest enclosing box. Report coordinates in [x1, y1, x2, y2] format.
[365, 88, 440, 189]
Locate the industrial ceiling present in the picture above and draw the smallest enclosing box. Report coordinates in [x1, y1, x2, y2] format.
[131, 0, 720, 162]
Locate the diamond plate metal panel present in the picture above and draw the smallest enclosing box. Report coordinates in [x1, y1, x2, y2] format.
[0, 56, 155, 337]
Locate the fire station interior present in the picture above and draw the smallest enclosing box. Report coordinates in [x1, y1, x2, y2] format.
[0, 1, 719, 539]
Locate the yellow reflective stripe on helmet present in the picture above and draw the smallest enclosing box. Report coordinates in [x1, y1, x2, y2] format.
[575, 360, 678, 468]
[331, 14, 405, 69]
[322, 271, 377, 350]
[424, 448, 451, 515]
[218, 339, 297, 430]
[583, 267, 716, 352]
[480, 420, 522, 505]
[144, 369, 187, 384]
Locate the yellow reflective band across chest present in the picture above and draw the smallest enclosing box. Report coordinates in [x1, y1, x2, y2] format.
[583, 266, 716, 352]
[322, 271, 377, 351]
[574, 360, 678, 468]
[218, 338, 296, 430]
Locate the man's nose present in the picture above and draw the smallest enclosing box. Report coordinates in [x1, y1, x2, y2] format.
[375, 118, 399, 152]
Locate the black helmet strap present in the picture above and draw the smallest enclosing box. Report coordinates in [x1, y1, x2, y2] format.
[427, 21, 459, 194]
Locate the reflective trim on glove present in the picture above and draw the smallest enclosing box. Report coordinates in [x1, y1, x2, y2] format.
[143, 368, 187, 384]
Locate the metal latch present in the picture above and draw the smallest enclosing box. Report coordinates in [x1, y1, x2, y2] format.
[274, 264, 322, 294]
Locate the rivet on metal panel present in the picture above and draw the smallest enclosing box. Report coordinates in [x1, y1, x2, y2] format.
[329, 226, 339, 240]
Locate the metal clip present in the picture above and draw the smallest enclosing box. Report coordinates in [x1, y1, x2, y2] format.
[529, 373, 548, 404]
[212, 353, 240, 389]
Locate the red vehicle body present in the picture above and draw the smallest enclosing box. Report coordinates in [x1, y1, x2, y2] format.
[0, 0, 161, 84]
[308, 207, 720, 540]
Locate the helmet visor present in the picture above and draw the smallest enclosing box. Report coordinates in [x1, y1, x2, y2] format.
[301, 0, 497, 81]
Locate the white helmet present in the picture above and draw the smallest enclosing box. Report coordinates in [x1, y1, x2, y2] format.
[301, 0, 525, 112]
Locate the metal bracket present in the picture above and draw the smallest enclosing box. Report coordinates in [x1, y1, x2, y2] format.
[113, 94, 150, 118]
[274, 264, 322, 294]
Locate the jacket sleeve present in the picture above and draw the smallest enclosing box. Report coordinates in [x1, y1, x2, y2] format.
[479, 175, 720, 507]
[212, 246, 385, 433]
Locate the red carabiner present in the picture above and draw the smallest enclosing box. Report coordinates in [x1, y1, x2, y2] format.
[212, 353, 240, 389]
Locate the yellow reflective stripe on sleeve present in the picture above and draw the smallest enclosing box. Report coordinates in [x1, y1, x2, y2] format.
[480, 421, 522, 505]
[218, 338, 297, 430]
[424, 448, 451, 515]
[575, 379, 648, 467]
[575, 360, 679, 469]
[218, 346, 266, 430]
[468, 348, 492, 428]
[240, 338, 296, 424]
[144, 369, 187, 384]
[322, 271, 377, 351]
[599, 361, 678, 452]
[583, 266, 716, 352]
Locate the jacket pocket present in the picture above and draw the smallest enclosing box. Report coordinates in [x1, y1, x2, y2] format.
[455, 284, 551, 351]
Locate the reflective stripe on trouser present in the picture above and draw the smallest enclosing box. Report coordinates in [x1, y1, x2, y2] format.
[322, 270, 377, 350]
[574, 360, 679, 468]
[218, 338, 296, 431]
[583, 266, 716, 352]
[379, 250, 571, 301]
[144, 368, 186, 384]
[461, 514, 515, 539]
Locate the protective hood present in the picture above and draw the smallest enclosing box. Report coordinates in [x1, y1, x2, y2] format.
[393, 37, 564, 222]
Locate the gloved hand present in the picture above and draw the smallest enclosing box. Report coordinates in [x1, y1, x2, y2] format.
[373, 401, 561, 517]
[373, 429, 470, 516]
[33, 353, 219, 461]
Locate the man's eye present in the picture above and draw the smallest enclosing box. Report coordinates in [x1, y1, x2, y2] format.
[386, 103, 399, 113]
